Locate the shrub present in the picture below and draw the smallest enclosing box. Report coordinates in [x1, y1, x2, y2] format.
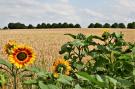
[103, 23, 111, 28]
[88, 23, 95, 28]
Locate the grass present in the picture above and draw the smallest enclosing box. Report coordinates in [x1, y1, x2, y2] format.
[0, 28, 135, 70]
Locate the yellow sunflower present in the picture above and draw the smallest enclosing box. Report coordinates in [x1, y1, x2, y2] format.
[52, 59, 71, 78]
[8, 45, 36, 68]
[102, 28, 110, 33]
[4, 40, 17, 55]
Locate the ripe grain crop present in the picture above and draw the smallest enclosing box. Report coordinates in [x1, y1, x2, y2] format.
[0, 28, 135, 70]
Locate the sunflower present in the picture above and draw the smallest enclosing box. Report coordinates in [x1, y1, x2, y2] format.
[8, 45, 36, 68]
[4, 40, 17, 55]
[102, 28, 109, 33]
[52, 59, 71, 78]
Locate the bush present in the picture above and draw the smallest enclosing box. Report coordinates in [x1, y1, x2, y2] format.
[103, 23, 111, 28]
[119, 23, 126, 28]
[88, 23, 95, 28]
[94, 23, 102, 28]
[127, 22, 135, 29]
[111, 23, 119, 28]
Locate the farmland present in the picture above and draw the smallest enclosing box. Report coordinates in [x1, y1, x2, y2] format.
[0, 28, 135, 70]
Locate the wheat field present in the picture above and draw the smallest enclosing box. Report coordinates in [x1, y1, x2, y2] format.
[0, 28, 135, 70]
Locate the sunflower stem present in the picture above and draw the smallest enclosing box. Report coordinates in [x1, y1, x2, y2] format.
[11, 65, 17, 89]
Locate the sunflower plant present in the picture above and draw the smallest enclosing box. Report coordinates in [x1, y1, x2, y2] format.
[59, 31, 135, 89]
[0, 40, 36, 89]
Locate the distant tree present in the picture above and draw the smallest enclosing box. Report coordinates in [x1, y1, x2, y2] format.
[8, 23, 14, 29]
[132, 22, 135, 29]
[118, 23, 126, 28]
[46, 23, 51, 28]
[111, 23, 119, 28]
[68, 23, 74, 28]
[8, 22, 26, 29]
[94, 23, 102, 28]
[41, 23, 47, 28]
[62, 23, 68, 28]
[127, 23, 133, 29]
[36, 24, 42, 29]
[58, 23, 62, 28]
[52, 23, 58, 28]
[74, 24, 81, 28]
[88, 23, 95, 28]
[3, 26, 8, 30]
[28, 24, 34, 29]
[103, 23, 110, 28]
[127, 22, 135, 29]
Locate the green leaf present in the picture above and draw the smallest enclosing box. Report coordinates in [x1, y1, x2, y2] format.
[0, 58, 12, 69]
[96, 75, 104, 83]
[71, 40, 84, 47]
[39, 81, 49, 89]
[38, 81, 59, 89]
[64, 33, 76, 39]
[74, 84, 82, 89]
[77, 72, 96, 83]
[57, 75, 73, 85]
[24, 79, 37, 85]
[117, 78, 133, 88]
[25, 67, 41, 73]
[105, 76, 117, 86]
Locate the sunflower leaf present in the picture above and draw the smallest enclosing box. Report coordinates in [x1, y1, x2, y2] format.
[38, 81, 59, 89]
[0, 58, 12, 69]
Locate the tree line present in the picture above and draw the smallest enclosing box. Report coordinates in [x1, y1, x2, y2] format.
[2, 22, 135, 29]
[5, 22, 81, 29]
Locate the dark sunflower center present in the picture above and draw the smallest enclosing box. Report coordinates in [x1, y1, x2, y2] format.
[56, 64, 66, 73]
[17, 52, 27, 61]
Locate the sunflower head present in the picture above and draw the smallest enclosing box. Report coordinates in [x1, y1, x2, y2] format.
[8, 45, 36, 68]
[102, 29, 110, 33]
[4, 40, 17, 55]
[52, 59, 71, 78]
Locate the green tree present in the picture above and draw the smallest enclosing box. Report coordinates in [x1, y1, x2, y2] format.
[28, 24, 34, 29]
[103, 23, 110, 28]
[8, 22, 26, 29]
[41, 23, 47, 28]
[62, 23, 68, 28]
[69, 23, 74, 28]
[46, 23, 51, 28]
[74, 24, 81, 28]
[3, 27, 8, 30]
[118, 23, 126, 28]
[88, 23, 94, 28]
[94, 23, 102, 28]
[111, 23, 119, 28]
[36, 24, 42, 29]
[52, 23, 58, 28]
[127, 22, 135, 29]
[127, 23, 133, 28]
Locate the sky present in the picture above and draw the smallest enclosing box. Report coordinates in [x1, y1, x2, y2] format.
[0, 0, 135, 28]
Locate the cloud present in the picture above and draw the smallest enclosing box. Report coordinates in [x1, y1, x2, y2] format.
[0, 0, 135, 27]
[0, 0, 80, 27]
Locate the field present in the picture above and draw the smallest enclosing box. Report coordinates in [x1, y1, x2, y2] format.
[0, 28, 135, 70]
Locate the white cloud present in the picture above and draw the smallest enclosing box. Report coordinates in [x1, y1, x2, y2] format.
[0, 0, 135, 27]
[0, 0, 80, 27]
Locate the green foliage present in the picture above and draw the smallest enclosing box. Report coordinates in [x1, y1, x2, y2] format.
[119, 23, 126, 28]
[88, 23, 95, 28]
[103, 23, 111, 28]
[8, 22, 27, 29]
[94, 23, 102, 28]
[0, 31, 135, 89]
[111, 23, 119, 28]
[127, 22, 135, 29]
[59, 31, 135, 89]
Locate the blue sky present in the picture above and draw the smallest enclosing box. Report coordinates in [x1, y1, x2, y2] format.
[0, 0, 135, 27]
